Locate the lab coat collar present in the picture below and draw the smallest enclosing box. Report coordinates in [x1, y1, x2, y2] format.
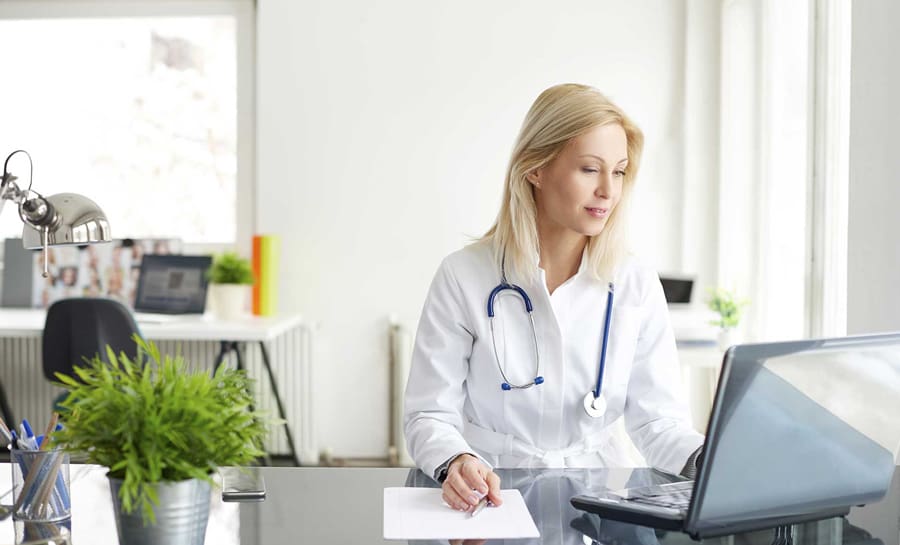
[535, 248, 590, 287]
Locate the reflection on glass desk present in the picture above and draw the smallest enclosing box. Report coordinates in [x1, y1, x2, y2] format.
[0, 465, 896, 544]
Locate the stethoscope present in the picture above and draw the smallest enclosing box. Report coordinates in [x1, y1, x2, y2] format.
[486, 260, 614, 418]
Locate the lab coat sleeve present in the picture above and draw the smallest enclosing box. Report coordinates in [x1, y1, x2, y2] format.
[403, 258, 481, 479]
[624, 274, 705, 474]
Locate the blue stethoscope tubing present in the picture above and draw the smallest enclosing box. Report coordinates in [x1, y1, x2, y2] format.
[584, 283, 614, 418]
[486, 268, 615, 418]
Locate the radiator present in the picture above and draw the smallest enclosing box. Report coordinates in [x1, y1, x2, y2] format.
[388, 320, 414, 467]
[0, 325, 317, 464]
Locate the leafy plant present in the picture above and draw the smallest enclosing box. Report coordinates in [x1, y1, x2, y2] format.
[206, 252, 254, 285]
[52, 336, 268, 524]
[706, 287, 749, 329]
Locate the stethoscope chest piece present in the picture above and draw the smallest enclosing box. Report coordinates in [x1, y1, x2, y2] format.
[583, 391, 607, 418]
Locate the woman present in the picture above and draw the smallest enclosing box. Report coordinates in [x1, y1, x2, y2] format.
[404, 84, 703, 513]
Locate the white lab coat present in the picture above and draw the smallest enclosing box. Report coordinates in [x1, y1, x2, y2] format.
[403, 241, 703, 479]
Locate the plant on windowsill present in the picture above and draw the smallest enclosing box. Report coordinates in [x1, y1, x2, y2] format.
[706, 287, 750, 350]
[206, 251, 255, 320]
[52, 336, 268, 545]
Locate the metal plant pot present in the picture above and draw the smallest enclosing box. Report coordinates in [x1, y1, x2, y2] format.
[108, 477, 211, 545]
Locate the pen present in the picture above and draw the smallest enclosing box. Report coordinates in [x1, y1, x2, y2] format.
[22, 419, 34, 440]
[0, 417, 11, 444]
[20, 420, 38, 450]
[470, 496, 490, 518]
[40, 413, 59, 451]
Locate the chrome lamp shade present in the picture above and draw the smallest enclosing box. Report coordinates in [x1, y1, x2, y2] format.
[21, 193, 112, 249]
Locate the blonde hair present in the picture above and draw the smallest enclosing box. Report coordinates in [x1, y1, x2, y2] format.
[482, 83, 644, 283]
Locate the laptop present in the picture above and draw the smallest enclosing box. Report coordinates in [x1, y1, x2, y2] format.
[133, 254, 212, 323]
[571, 333, 900, 539]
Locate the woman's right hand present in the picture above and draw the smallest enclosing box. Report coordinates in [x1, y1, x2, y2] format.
[441, 454, 503, 512]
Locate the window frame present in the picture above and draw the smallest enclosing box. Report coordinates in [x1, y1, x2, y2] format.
[805, 0, 851, 338]
[0, 0, 256, 256]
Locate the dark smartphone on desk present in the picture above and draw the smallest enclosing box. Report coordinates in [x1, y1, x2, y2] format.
[220, 466, 266, 502]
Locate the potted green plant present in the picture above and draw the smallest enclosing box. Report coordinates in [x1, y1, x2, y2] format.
[52, 336, 268, 545]
[706, 287, 750, 350]
[206, 251, 255, 320]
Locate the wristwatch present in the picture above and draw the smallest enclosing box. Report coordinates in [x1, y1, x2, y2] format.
[680, 447, 704, 479]
[434, 452, 471, 483]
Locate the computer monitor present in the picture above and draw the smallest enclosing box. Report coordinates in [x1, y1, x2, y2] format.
[133, 254, 212, 314]
[660, 276, 694, 304]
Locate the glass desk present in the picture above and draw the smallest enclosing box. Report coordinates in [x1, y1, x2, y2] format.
[0, 464, 896, 544]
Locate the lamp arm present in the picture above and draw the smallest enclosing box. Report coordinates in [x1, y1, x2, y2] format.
[2, 149, 33, 196]
[2, 150, 58, 278]
[2, 150, 34, 205]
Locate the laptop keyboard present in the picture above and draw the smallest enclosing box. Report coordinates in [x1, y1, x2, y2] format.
[619, 480, 694, 510]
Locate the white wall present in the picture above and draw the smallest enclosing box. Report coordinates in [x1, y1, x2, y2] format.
[847, 0, 900, 335]
[256, 0, 706, 457]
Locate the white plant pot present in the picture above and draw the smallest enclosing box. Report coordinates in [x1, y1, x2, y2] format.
[208, 284, 248, 320]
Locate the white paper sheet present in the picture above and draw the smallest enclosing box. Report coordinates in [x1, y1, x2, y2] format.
[383, 487, 540, 540]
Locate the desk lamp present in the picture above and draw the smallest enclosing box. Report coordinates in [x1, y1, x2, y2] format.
[1, 150, 112, 277]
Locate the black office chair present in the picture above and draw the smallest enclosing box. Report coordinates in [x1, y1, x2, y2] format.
[0, 378, 14, 430]
[43, 298, 142, 388]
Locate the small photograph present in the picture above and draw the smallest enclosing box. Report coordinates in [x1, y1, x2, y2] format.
[83, 266, 103, 297]
[58, 266, 79, 288]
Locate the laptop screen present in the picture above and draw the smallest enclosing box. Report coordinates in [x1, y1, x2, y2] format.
[689, 334, 900, 532]
[134, 254, 212, 314]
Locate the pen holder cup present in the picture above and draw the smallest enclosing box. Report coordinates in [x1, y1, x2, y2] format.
[14, 519, 72, 544]
[11, 449, 72, 522]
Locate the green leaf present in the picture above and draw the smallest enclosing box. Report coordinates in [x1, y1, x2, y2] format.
[705, 287, 750, 329]
[206, 251, 254, 284]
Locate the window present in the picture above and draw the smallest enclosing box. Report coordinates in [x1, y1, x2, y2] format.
[0, 1, 253, 245]
[718, 0, 810, 341]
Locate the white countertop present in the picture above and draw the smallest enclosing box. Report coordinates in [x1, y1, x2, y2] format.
[0, 308, 304, 342]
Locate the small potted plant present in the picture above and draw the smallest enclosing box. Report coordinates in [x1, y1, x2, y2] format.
[706, 287, 750, 350]
[52, 336, 268, 545]
[206, 251, 254, 320]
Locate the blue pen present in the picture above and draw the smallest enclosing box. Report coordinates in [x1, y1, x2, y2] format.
[16, 428, 33, 451]
[19, 421, 37, 450]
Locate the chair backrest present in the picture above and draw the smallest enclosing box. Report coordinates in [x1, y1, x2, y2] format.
[42, 298, 142, 382]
